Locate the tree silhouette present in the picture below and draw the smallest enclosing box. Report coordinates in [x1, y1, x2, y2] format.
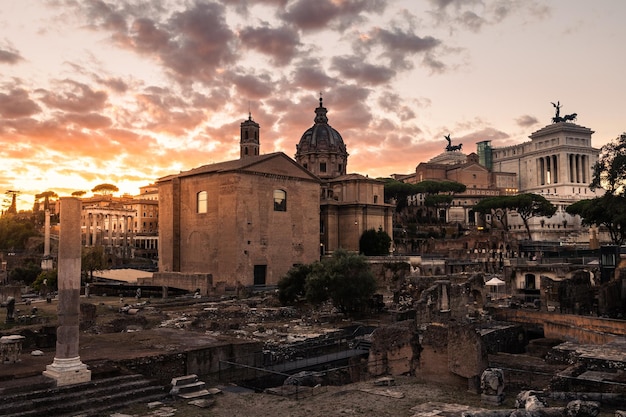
[474, 193, 556, 240]
[591, 133, 626, 196]
[92, 183, 119, 195]
[359, 227, 392, 255]
[567, 196, 626, 246]
[34, 191, 58, 211]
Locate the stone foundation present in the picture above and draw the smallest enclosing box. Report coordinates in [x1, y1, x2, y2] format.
[44, 357, 92, 386]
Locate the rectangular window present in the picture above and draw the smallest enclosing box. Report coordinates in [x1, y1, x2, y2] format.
[320, 162, 327, 172]
[197, 191, 207, 213]
[274, 189, 287, 211]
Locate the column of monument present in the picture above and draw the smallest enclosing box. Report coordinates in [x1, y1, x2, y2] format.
[41, 209, 54, 271]
[43, 197, 91, 386]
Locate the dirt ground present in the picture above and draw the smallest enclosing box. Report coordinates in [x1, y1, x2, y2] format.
[119, 375, 496, 417]
[0, 294, 613, 417]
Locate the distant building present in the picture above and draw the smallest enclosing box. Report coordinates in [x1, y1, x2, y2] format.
[296, 97, 394, 254]
[155, 98, 394, 292]
[401, 150, 517, 225]
[491, 120, 603, 243]
[80, 191, 159, 263]
[157, 152, 320, 288]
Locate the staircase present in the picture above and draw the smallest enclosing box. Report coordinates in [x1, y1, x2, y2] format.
[0, 374, 167, 417]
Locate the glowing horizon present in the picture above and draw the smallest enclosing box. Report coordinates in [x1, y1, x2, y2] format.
[1, 0, 625, 212]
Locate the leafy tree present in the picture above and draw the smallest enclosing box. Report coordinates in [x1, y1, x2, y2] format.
[72, 191, 86, 197]
[512, 193, 556, 240]
[382, 179, 465, 220]
[277, 263, 313, 305]
[8, 262, 42, 286]
[323, 250, 377, 315]
[34, 191, 58, 211]
[278, 250, 377, 316]
[33, 269, 57, 293]
[359, 227, 392, 256]
[82, 246, 108, 282]
[415, 180, 466, 222]
[0, 215, 39, 250]
[473, 193, 556, 240]
[474, 196, 512, 229]
[566, 196, 626, 245]
[591, 133, 626, 196]
[304, 261, 333, 306]
[382, 179, 422, 211]
[92, 183, 119, 195]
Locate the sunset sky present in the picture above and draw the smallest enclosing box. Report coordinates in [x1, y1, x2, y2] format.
[1, 0, 625, 211]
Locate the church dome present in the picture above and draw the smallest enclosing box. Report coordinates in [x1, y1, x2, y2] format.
[295, 97, 348, 179]
[296, 97, 346, 154]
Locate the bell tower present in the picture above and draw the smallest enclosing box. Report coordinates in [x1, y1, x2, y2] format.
[240, 112, 260, 159]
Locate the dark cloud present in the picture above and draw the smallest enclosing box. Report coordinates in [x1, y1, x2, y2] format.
[227, 71, 275, 100]
[427, 0, 458, 9]
[515, 114, 539, 128]
[0, 89, 41, 119]
[61, 113, 113, 130]
[37, 80, 108, 113]
[330, 55, 396, 85]
[291, 61, 337, 91]
[281, 0, 386, 32]
[458, 127, 510, 145]
[222, 0, 289, 16]
[190, 88, 232, 111]
[82, 1, 237, 84]
[426, 0, 548, 32]
[84, 0, 129, 32]
[377, 92, 416, 122]
[133, 89, 206, 135]
[239, 25, 301, 66]
[367, 27, 441, 70]
[128, 17, 170, 53]
[422, 53, 447, 74]
[459, 10, 485, 32]
[0, 47, 23, 65]
[96, 76, 130, 93]
[162, 3, 237, 82]
[325, 84, 372, 113]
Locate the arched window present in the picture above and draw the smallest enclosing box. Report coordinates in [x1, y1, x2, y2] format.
[274, 189, 286, 211]
[197, 191, 207, 214]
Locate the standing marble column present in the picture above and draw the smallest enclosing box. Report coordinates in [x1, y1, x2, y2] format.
[44, 197, 91, 386]
[41, 209, 54, 271]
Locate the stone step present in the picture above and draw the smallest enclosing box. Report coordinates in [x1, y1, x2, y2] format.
[174, 380, 206, 395]
[177, 388, 213, 400]
[0, 374, 166, 417]
[0, 374, 145, 409]
[170, 374, 199, 387]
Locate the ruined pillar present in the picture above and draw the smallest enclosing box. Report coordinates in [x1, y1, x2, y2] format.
[41, 209, 54, 271]
[44, 197, 91, 386]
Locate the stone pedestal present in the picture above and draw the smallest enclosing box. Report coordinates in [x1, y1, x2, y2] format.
[43, 197, 91, 386]
[1, 335, 25, 363]
[44, 357, 91, 385]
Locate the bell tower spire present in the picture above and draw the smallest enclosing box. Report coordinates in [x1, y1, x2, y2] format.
[240, 109, 260, 159]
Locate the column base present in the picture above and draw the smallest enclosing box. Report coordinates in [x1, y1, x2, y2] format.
[43, 356, 91, 386]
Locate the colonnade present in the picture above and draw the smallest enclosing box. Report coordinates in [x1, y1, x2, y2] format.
[84, 208, 134, 257]
[537, 153, 589, 185]
[537, 155, 559, 185]
[568, 153, 588, 183]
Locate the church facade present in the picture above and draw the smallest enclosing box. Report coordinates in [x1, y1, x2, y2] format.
[295, 97, 394, 254]
[155, 99, 394, 292]
[157, 152, 321, 288]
